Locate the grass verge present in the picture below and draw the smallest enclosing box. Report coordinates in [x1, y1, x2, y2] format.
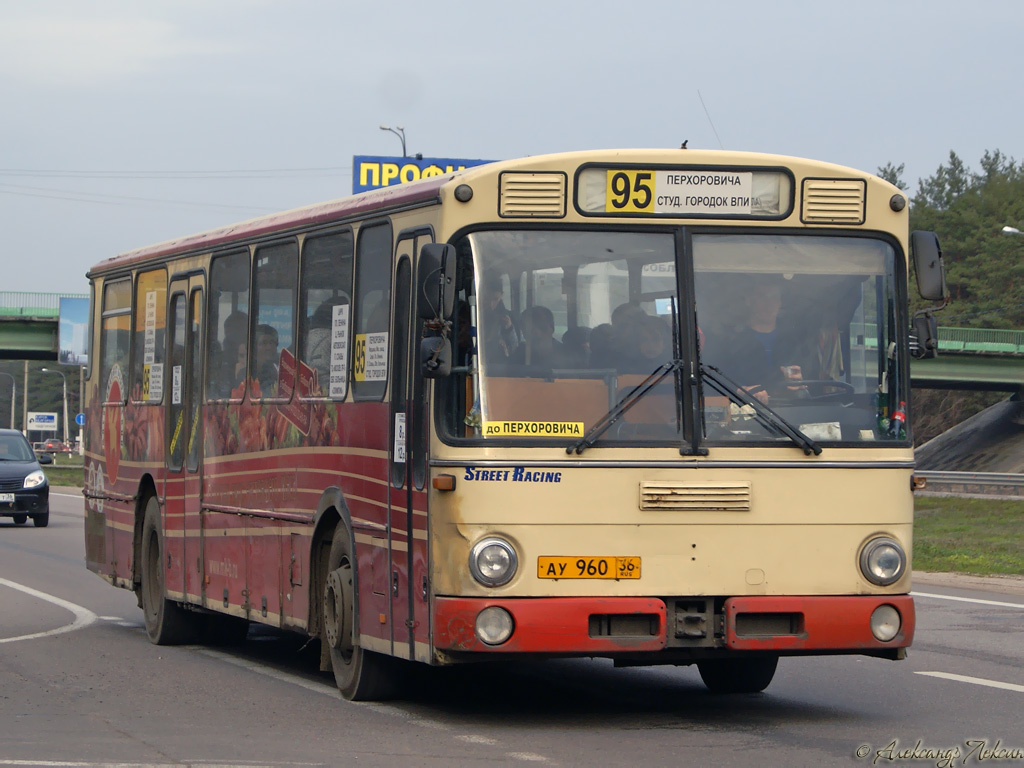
[914, 495, 1024, 576]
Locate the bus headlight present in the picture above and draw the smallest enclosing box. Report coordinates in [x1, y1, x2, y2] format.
[859, 537, 906, 586]
[475, 606, 514, 645]
[469, 537, 518, 587]
[870, 604, 902, 642]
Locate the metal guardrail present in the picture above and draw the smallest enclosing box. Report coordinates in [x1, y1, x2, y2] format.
[915, 470, 1024, 497]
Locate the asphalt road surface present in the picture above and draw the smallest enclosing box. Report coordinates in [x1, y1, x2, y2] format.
[1, 490, 1022, 767]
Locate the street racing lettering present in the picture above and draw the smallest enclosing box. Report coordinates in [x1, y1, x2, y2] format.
[463, 467, 563, 483]
[483, 421, 583, 437]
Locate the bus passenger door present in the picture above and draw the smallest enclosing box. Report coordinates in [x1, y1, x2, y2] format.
[164, 277, 205, 604]
[388, 232, 432, 661]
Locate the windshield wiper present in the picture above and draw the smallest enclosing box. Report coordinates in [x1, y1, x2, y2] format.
[700, 364, 822, 456]
[567, 360, 684, 455]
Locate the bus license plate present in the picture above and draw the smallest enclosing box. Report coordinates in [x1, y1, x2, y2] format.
[0, 493, 14, 503]
[537, 556, 641, 580]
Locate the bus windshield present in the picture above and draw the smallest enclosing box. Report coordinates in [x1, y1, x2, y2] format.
[445, 228, 904, 448]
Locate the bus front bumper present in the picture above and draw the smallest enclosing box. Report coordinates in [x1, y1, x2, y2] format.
[433, 595, 915, 655]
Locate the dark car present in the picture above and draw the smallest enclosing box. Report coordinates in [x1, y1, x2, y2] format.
[0, 429, 51, 527]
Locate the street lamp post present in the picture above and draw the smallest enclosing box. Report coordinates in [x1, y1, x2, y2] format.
[379, 124, 407, 157]
[40, 367, 69, 449]
[0, 372, 14, 430]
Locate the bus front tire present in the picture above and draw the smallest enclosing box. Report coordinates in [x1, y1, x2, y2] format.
[140, 495, 198, 645]
[697, 656, 778, 694]
[323, 525, 398, 701]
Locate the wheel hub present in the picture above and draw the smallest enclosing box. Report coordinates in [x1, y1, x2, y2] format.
[323, 566, 353, 651]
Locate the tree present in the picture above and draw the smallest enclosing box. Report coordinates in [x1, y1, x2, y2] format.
[897, 149, 1024, 444]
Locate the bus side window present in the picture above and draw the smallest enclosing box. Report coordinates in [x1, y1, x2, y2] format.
[130, 268, 167, 404]
[206, 250, 251, 401]
[100, 278, 132, 403]
[299, 230, 353, 399]
[352, 222, 393, 401]
[251, 240, 299, 401]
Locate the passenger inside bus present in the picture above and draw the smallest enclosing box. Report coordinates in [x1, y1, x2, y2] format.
[479, 274, 518, 362]
[510, 305, 563, 368]
[254, 324, 280, 395]
[305, 300, 334, 386]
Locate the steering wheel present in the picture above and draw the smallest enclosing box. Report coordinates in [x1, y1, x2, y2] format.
[784, 379, 856, 401]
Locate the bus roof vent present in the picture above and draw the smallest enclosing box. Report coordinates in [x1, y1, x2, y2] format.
[499, 172, 566, 218]
[801, 178, 866, 224]
[639, 481, 751, 512]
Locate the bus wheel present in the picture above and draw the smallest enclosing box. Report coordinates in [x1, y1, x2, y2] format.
[323, 525, 398, 701]
[697, 656, 778, 694]
[140, 495, 198, 645]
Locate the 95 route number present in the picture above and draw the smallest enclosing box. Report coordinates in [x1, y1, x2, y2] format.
[606, 170, 654, 213]
[537, 556, 641, 580]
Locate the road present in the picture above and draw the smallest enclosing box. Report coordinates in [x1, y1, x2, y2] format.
[1, 491, 1022, 767]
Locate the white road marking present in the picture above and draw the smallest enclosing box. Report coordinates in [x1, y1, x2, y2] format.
[911, 591, 1024, 609]
[916, 671, 1024, 693]
[0, 578, 96, 644]
[50, 492, 84, 499]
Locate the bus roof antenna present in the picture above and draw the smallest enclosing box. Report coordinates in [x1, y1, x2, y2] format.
[697, 90, 724, 149]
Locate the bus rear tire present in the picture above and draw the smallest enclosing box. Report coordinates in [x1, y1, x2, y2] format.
[323, 524, 399, 701]
[140, 495, 199, 645]
[697, 655, 778, 694]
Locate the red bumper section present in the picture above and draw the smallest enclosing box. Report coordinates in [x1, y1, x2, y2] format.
[433, 595, 915, 655]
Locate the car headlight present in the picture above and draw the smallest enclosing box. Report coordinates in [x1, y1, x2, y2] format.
[859, 536, 906, 586]
[24, 470, 46, 489]
[469, 537, 518, 587]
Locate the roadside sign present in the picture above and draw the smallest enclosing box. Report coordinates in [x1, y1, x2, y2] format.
[76, 413, 85, 426]
[27, 412, 58, 432]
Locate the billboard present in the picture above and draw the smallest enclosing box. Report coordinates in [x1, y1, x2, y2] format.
[27, 412, 58, 432]
[352, 155, 494, 195]
[59, 297, 89, 366]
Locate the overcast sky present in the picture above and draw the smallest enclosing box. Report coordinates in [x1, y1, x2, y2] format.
[1, 0, 1021, 295]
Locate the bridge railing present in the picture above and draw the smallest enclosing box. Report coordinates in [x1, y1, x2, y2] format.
[0, 291, 88, 317]
[860, 324, 1024, 356]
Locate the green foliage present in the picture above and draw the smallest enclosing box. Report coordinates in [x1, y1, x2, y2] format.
[908, 150, 1024, 327]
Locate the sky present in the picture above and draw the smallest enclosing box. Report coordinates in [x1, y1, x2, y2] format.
[1, 0, 1022, 295]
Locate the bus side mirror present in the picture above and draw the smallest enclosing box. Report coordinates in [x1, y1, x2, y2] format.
[420, 336, 452, 379]
[417, 243, 456, 321]
[910, 312, 939, 360]
[911, 231, 947, 303]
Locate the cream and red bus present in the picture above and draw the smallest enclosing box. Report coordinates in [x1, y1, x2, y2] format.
[83, 148, 945, 700]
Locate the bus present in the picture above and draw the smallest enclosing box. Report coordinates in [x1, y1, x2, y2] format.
[83, 148, 946, 700]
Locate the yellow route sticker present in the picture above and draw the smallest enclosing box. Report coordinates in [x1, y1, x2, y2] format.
[483, 421, 584, 437]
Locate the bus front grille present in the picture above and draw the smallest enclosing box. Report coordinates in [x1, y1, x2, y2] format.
[639, 481, 751, 512]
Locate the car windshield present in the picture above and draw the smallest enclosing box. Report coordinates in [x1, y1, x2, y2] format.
[0, 435, 34, 461]
[440, 229, 905, 448]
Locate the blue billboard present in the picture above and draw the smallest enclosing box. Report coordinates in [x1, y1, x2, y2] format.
[353, 155, 494, 195]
